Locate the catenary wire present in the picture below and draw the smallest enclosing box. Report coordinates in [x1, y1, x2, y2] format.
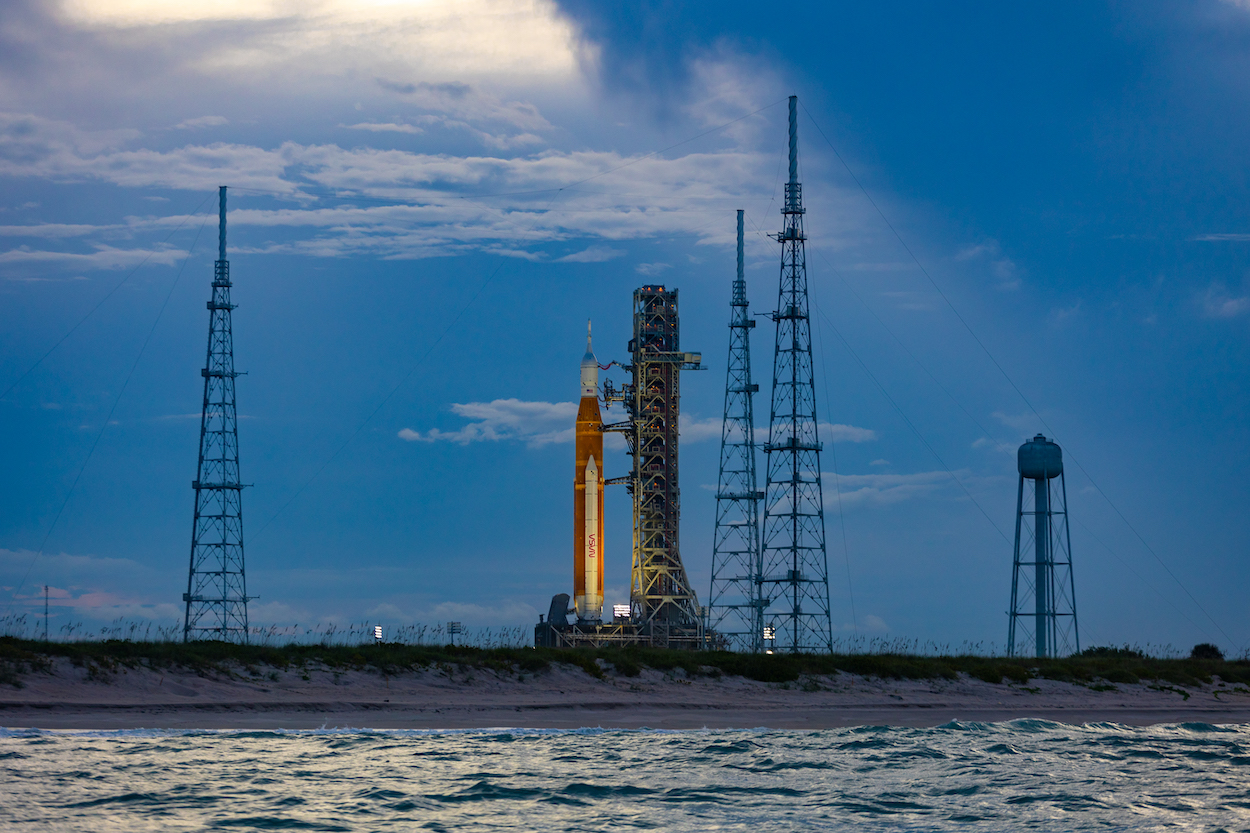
[0, 194, 214, 403]
[799, 101, 1238, 652]
[247, 102, 787, 541]
[4, 211, 213, 616]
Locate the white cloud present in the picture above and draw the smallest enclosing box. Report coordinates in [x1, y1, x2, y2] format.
[955, 238, 1019, 289]
[869, 459, 890, 466]
[828, 470, 964, 507]
[557, 244, 624, 263]
[399, 398, 577, 447]
[0, 243, 189, 270]
[175, 115, 229, 129]
[342, 122, 424, 135]
[0, 111, 792, 263]
[680, 415, 723, 443]
[58, 0, 582, 86]
[1050, 301, 1082, 323]
[636, 262, 671, 275]
[1200, 283, 1250, 318]
[1192, 233, 1250, 241]
[972, 436, 1016, 454]
[991, 411, 1046, 437]
[820, 423, 877, 443]
[681, 418, 876, 445]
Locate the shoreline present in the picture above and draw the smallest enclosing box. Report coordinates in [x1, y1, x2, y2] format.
[3, 658, 1249, 730]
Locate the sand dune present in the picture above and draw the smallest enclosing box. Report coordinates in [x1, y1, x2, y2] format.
[2, 658, 1248, 730]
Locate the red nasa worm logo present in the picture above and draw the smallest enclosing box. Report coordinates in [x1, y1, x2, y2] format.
[588, 534, 597, 559]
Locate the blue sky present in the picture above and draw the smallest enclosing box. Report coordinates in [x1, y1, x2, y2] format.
[1, 0, 1247, 653]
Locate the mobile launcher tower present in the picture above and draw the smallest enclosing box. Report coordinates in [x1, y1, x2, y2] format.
[536, 287, 706, 649]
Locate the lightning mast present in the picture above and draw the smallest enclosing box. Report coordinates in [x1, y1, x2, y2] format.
[708, 211, 765, 652]
[183, 186, 251, 643]
[760, 96, 833, 653]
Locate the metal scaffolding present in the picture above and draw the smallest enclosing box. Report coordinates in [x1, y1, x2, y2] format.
[760, 96, 834, 654]
[604, 285, 704, 647]
[708, 210, 765, 652]
[183, 186, 251, 643]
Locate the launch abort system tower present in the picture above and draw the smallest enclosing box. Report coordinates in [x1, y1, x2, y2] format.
[760, 96, 834, 654]
[1008, 434, 1079, 658]
[183, 186, 251, 643]
[708, 211, 765, 652]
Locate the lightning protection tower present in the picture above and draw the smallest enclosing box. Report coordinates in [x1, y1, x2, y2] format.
[1008, 434, 1079, 658]
[708, 210, 765, 652]
[760, 95, 833, 654]
[183, 186, 251, 643]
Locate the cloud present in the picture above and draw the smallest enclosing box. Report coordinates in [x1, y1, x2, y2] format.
[955, 238, 1019, 289]
[680, 415, 723, 443]
[175, 115, 228, 129]
[820, 423, 877, 443]
[991, 411, 1046, 436]
[557, 244, 623, 263]
[682, 418, 876, 445]
[1050, 301, 1082, 323]
[972, 436, 1017, 454]
[869, 459, 890, 466]
[1192, 233, 1250, 241]
[827, 470, 965, 507]
[0, 110, 796, 264]
[342, 122, 424, 135]
[636, 262, 671, 275]
[0, 243, 189, 270]
[399, 398, 578, 447]
[1199, 283, 1250, 318]
[57, 0, 582, 86]
[0, 548, 182, 628]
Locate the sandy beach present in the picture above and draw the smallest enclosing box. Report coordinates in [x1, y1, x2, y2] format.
[2, 658, 1249, 730]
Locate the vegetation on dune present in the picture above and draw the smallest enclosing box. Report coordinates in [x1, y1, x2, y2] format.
[2, 636, 1248, 690]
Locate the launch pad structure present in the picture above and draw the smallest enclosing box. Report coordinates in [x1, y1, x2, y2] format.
[537, 285, 707, 650]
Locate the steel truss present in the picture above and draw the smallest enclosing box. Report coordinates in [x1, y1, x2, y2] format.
[183, 186, 251, 643]
[604, 286, 704, 647]
[708, 210, 765, 652]
[760, 97, 834, 654]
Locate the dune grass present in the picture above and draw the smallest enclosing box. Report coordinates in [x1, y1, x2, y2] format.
[2, 636, 1248, 690]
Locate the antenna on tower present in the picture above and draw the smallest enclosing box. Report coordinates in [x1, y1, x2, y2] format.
[760, 96, 834, 653]
[183, 186, 251, 643]
[708, 210, 765, 652]
[1009, 434, 1079, 657]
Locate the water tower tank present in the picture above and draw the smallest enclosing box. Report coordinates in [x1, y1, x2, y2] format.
[1018, 434, 1062, 480]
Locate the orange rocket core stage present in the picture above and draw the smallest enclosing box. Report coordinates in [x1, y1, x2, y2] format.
[574, 323, 605, 623]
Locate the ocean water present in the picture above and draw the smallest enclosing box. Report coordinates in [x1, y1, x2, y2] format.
[1, 721, 1248, 831]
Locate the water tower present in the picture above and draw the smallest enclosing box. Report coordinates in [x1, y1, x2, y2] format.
[1008, 434, 1079, 657]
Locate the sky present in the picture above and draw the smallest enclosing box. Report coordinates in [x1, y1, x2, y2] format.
[1, 0, 1247, 654]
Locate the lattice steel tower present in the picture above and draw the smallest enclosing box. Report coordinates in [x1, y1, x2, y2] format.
[183, 186, 251, 643]
[605, 286, 704, 646]
[760, 96, 833, 653]
[1008, 434, 1079, 658]
[708, 211, 765, 652]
